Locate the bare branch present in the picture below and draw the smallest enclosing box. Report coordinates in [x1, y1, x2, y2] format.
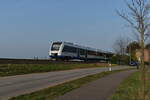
[117, 0, 150, 44]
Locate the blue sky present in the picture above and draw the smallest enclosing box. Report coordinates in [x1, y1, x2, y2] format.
[0, 0, 147, 58]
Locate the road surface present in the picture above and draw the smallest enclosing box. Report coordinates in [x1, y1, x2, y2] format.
[0, 66, 131, 100]
[55, 70, 136, 100]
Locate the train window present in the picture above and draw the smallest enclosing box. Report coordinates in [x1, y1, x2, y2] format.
[51, 42, 62, 51]
[80, 49, 85, 55]
[97, 52, 103, 56]
[62, 45, 77, 53]
[88, 50, 96, 56]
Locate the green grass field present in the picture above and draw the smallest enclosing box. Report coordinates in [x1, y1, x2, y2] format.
[9, 69, 129, 100]
[0, 63, 111, 77]
[110, 68, 150, 100]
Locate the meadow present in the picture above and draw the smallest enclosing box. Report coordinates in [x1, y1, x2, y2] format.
[0, 63, 110, 77]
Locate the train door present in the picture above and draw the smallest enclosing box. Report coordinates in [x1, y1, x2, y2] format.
[77, 48, 80, 58]
[85, 50, 87, 61]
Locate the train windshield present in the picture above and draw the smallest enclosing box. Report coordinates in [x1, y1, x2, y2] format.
[51, 42, 62, 51]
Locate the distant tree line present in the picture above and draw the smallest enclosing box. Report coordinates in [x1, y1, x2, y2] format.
[112, 36, 150, 65]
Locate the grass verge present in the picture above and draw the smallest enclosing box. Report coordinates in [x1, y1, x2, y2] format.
[110, 68, 150, 100]
[9, 69, 131, 100]
[0, 63, 114, 77]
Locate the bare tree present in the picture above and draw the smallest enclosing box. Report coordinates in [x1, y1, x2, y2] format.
[117, 0, 150, 99]
[113, 36, 130, 55]
[113, 37, 130, 64]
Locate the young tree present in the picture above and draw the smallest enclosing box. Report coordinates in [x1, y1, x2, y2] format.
[113, 37, 130, 55]
[117, 0, 150, 99]
[113, 37, 130, 64]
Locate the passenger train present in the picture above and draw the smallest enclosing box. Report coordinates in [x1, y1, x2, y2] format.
[49, 42, 114, 61]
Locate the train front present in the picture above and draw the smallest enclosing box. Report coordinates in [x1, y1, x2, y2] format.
[49, 42, 63, 59]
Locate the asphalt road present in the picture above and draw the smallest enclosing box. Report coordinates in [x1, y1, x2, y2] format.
[55, 70, 136, 100]
[0, 66, 131, 100]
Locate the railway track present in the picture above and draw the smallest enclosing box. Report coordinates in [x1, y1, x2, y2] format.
[0, 58, 104, 64]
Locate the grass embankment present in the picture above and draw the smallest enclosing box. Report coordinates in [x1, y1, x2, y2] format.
[9, 69, 130, 100]
[0, 63, 112, 77]
[111, 68, 150, 100]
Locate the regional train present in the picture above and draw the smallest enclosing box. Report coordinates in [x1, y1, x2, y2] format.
[49, 42, 114, 61]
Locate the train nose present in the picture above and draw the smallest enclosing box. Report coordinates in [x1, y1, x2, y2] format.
[54, 53, 58, 56]
[51, 53, 58, 57]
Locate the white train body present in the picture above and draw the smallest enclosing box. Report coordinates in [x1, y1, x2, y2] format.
[49, 42, 113, 61]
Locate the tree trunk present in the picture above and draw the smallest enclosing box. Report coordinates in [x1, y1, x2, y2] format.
[140, 31, 145, 99]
